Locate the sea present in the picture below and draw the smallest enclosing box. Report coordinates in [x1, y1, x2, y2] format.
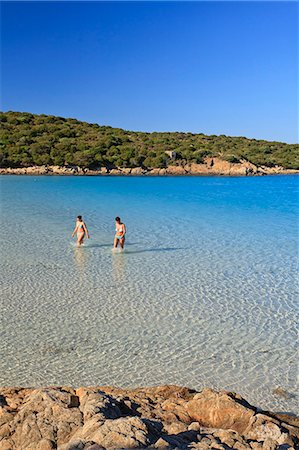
[0, 174, 298, 414]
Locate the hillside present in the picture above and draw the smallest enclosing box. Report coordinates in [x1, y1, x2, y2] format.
[0, 111, 298, 170]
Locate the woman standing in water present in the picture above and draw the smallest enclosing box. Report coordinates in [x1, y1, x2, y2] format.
[114, 216, 126, 250]
[72, 215, 89, 246]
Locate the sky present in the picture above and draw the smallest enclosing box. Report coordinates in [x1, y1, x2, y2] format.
[1, 1, 298, 143]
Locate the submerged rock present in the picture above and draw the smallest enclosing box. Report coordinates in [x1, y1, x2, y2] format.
[0, 385, 298, 449]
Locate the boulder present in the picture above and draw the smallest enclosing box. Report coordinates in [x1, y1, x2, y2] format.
[1, 388, 82, 449]
[185, 388, 256, 434]
[244, 414, 292, 445]
[147, 168, 161, 175]
[205, 157, 231, 173]
[73, 416, 157, 448]
[184, 163, 210, 174]
[76, 388, 122, 421]
[109, 169, 122, 175]
[165, 166, 186, 175]
[158, 168, 167, 175]
[121, 168, 132, 175]
[130, 167, 145, 175]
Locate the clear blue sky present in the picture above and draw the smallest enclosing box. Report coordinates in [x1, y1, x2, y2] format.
[1, 1, 298, 143]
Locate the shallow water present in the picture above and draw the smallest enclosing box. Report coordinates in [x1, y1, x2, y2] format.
[0, 175, 298, 413]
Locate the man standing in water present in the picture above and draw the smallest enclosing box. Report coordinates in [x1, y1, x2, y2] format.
[114, 216, 126, 250]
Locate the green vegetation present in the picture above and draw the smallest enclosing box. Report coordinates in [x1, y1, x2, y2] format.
[0, 111, 298, 169]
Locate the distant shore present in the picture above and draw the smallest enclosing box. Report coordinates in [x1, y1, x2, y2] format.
[1, 385, 298, 449]
[0, 157, 298, 177]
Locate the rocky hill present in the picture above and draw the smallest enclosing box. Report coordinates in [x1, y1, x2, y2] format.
[1, 111, 298, 172]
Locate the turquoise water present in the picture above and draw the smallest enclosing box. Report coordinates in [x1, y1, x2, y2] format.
[0, 175, 298, 413]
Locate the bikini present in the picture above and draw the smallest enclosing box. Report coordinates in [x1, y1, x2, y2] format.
[77, 222, 85, 234]
[115, 225, 125, 239]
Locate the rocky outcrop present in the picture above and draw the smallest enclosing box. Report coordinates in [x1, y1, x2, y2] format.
[184, 157, 297, 176]
[0, 386, 298, 449]
[0, 158, 298, 177]
[165, 166, 187, 175]
[0, 158, 299, 176]
[185, 388, 256, 434]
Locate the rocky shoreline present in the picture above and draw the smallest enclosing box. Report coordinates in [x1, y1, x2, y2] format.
[0, 158, 298, 177]
[0, 385, 298, 450]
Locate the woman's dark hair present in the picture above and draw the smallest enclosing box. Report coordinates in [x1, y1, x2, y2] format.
[115, 216, 121, 222]
[77, 215, 82, 221]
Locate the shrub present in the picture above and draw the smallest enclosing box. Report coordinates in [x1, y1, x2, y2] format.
[0, 111, 298, 169]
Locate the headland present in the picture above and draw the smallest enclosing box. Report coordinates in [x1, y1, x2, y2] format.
[1, 111, 298, 176]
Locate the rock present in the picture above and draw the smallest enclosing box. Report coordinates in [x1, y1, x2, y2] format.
[188, 422, 201, 432]
[245, 414, 292, 445]
[260, 438, 277, 450]
[75, 388, 122, 421]
[212, 429, 241, 447]
[234, 442, 251, 450]
[159, 168, 167, 175]
[249, 443, 263, 450]
[0, 422, 11, 438]
[259, 165, 298, 175]
[154, 437, 171, 448]
[160, 398, 191, 423]
[121, 168, 132, 175]
[204, 157, 259, 176]
[25, 165, 48, 175]
[81, 167, 106, 175]
[205, 157, 229, 173]
[36, 439, 55, 450]
[3, 388, 82, 449]
[84, 444, 105, 450]
[0, 386, 297, 449]
[183, 158, 259, 176]
[130, 167, 145, 175]
[1, 160, 298, 177]
[185, 388, 256, 434]
[0, 441, 13, 450]
[163, 421, 187, 435]
[165, 166, 186, 175]
[184, 163, 210, 174]
[74, 416, 157, 448]
[58, 439, 86, 450]
[147, 168, 161, 175]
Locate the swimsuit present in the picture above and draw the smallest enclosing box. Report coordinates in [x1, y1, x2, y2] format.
[77, 222, 85, 234]
[115, 226, 125, 239]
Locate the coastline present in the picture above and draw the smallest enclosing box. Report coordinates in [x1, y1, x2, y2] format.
[1, 157, 298, 177]
[1, 385, 298, 449]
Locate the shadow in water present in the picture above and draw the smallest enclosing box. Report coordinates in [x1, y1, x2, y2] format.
[82, 242, 139, 249]
[124, 247, 185, 254]
[82, 243, 112, 249]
